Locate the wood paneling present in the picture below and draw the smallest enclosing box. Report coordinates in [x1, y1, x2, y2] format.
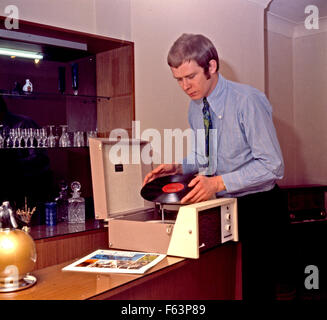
[96, 45, 134, 137]
[34, 228, 108, 270]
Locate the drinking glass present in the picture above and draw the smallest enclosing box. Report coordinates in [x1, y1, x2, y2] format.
[6, 129, 14, 148]
[28, 128, 35, 148]
[12, 128, 19, 148]
[47, 125, 56, 147]
[16, 128, 23, 148]
[35, 129, 42, 148]
[74, 131, 84, 147]
[59, 125, 70, 147]
[22, 128, 29, 148]
[41, 128, 48, 147]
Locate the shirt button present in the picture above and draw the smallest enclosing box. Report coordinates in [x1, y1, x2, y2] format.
[218, 115, 222, 119]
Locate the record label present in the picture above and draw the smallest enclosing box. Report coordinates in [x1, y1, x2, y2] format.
[162, 183, 184, 193]
[140, 173, 195, 204]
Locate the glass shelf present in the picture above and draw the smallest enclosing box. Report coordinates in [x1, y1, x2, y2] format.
[0, 146, 90, 151]
[0, 91, 110, 101]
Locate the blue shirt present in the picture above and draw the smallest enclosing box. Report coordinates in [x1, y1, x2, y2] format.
[182, 74, 284, 198]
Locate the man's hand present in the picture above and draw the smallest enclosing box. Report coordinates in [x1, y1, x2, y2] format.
[181, 175, 226, 204]
[143, 164, 183, 186]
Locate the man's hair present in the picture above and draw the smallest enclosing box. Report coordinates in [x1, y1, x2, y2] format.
[167, 33, 219, 78]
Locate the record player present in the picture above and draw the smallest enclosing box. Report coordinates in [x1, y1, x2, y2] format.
[89, 138, 238, 259]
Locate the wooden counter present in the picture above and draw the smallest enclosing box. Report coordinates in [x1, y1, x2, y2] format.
[0, 242, 242, 300]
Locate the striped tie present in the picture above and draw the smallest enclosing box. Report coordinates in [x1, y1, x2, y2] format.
[202, 97, 212, 158]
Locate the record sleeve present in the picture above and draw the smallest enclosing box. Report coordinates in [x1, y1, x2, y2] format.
[62, 249, 166, 274]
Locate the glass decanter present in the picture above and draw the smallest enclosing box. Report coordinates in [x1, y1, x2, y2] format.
[68, 181, 85, 223]
[55, 181, 69, 222]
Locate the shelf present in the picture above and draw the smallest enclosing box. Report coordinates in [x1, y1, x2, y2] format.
[0, 146, 90, 151]
[0, 91, 110, 101]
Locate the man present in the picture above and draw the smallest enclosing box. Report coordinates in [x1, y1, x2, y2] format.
[144, 34, 291, 300]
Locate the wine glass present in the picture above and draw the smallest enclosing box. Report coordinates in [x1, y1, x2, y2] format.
[59, 125, 70, 147]
[28, 128, 35, 148]
[74, 131, 84, 147]
[16, 128, 23, 148]
[22, 128, 29, 148]
[12, 128, 18, 148]
[47, 125, 56, 147]
[41, 128, 47, 147]
[6, 128, 14, 148]
[35, 129, 42, 148]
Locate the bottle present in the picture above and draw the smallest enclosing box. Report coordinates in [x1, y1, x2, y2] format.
[68, 181, 85, 223]
[71, 63, 78, 95]
[45, 202, 57, 226]
[55, 181, 69, 222]
[22, 79, 33, 93]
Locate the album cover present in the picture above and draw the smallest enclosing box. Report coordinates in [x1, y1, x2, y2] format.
[62, 249, 166, 274]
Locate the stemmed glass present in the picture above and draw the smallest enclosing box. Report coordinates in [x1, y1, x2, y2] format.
[6, 129, 14, 148]
[35, 129, 42, 148]
[22, 128, 29, 148]
[47, 125, 56, 147]
[28, 128, 35, 148]
[12, 128, 21, 148]
[41, 128, 47, 147]
[59, 125, 70, 147]
[74, 131, 84, 147]
[16, 128, 23, 148]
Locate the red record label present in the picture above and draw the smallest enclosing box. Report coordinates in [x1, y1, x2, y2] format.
[162, 183, 184, 193]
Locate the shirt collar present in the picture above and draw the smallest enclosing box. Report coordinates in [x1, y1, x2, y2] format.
[191, 73, 226, 117]
[205, 73, 226, 118]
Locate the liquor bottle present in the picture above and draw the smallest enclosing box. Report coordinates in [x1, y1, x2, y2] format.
[68, 181, 85, 223]
[55, 181, 69, 222]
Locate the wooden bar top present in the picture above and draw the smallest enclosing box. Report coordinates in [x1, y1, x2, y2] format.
[0, 255, 185, 300]
[0, 242, 241, 300]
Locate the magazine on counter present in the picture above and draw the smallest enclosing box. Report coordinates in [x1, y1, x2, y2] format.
[62, 249, 166, 274]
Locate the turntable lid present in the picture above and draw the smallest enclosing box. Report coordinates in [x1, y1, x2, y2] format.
[89, 138, 154, 219]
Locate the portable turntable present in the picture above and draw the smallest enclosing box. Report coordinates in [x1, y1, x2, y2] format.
[89, 138, 238, 259]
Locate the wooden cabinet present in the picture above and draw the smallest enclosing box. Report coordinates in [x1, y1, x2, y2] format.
[0, 16, 135, 220]
[96, 45, 134, 136]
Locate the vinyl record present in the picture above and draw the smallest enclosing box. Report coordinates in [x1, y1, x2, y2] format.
[140, 173, 195, 204]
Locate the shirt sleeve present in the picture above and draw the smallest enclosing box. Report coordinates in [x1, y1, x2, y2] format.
[221, 92, 284, 194]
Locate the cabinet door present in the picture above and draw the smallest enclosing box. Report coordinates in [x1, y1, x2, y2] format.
[96, 45, 134, 137]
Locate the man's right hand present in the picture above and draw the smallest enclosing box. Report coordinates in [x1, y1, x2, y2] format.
[143, 164, 183, 186]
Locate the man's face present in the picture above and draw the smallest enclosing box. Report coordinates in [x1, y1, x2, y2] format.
[170, 59, 218, 100]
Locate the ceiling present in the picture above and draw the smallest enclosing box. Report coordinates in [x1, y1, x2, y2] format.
[267, 0, 327, 23]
